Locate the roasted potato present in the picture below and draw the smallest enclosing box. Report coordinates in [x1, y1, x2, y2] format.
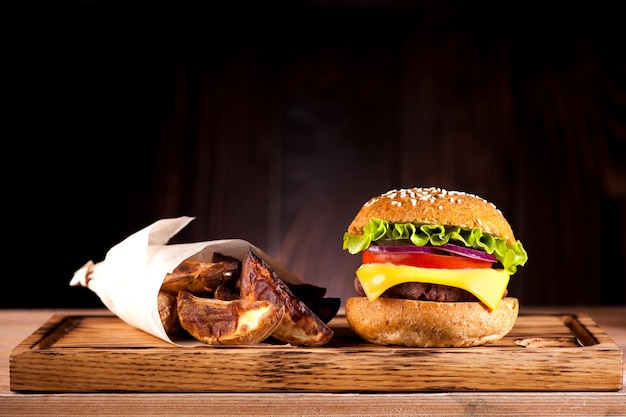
[176, 290, 285, 345]
[239, 249, 334, 346]
[160, 259, 239, 297]
[157, 290, 180, 335]
[159, 251, 338, 346]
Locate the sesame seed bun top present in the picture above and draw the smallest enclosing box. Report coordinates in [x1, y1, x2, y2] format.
[347, 187, 516, 245]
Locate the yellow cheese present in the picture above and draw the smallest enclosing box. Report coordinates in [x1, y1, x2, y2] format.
[355, 263, 511, 310]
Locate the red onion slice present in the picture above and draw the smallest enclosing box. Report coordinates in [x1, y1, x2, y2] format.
[368, 242, 496, 262]
[436, 243, 496, 262]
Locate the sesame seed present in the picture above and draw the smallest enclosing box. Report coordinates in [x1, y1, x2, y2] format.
[366, 187, 501, 216]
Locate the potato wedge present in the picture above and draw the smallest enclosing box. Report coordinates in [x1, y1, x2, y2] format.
[214, 283, 240, 301]
[161, 259, 239, 297]
[157, 290, 180, 335]
[239, 249, 334, 346]
[177, 290, 285, 345]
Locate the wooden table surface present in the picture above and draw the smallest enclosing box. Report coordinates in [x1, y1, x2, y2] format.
[1, 306, 625, 417]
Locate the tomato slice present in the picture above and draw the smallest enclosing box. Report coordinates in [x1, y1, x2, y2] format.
[362, 249, 493, 269]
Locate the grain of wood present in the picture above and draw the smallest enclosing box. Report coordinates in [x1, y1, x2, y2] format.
[9, 314, 622, 393]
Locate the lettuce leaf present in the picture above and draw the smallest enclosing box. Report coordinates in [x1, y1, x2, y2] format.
[342, 217, 528, 275]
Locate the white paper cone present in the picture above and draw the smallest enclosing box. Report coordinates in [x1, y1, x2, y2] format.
[70, 216, 302, 346]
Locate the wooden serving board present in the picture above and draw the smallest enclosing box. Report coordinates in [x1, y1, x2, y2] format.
[10, 313, 623, 393]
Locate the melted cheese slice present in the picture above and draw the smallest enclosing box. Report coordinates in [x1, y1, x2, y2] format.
[356, 263, 511, 311]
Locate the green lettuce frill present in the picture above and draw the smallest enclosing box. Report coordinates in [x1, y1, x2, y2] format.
[342, 218, 528, 274]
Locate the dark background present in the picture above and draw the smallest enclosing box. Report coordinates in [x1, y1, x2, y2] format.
[3, 1, 625, 309]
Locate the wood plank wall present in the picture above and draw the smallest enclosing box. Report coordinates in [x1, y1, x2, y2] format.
[3, 2, 625, 307]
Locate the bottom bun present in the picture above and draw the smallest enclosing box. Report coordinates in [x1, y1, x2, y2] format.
[345, 297, 519, 347]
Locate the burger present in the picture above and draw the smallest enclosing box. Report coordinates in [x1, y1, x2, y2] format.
[342, 187, 528, 347]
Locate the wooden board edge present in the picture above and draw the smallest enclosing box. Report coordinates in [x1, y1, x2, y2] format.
[9, 313, 624, 393]
[10, 339, 624, 392]
[9, 314, 69, 356]
[573, 313, 623, 349]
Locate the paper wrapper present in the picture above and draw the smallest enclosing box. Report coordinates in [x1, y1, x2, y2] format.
[70, 216, 302, 347]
